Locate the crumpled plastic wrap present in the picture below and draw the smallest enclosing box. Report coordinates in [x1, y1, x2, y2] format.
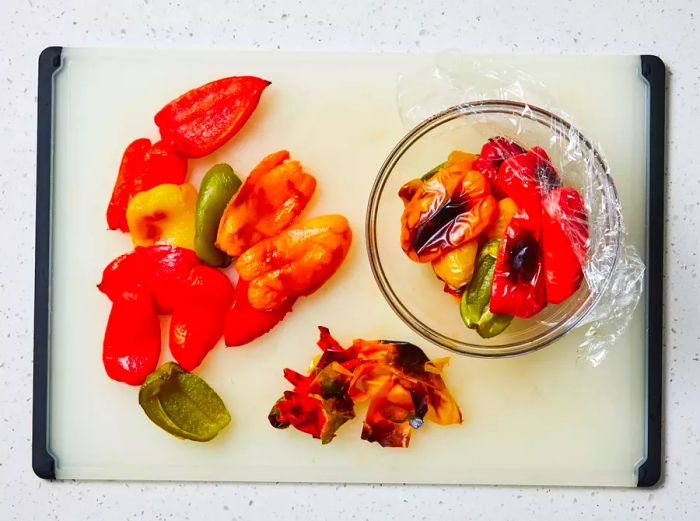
[397, 53, 645, 366]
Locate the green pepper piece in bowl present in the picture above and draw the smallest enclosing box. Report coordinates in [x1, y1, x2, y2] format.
[460, 240, 513, 339]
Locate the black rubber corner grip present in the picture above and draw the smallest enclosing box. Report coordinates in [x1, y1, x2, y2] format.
[33, 46, 62, 480]
[636, 55, 665, 488]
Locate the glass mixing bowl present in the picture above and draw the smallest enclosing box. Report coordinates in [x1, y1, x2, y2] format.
[366, 100, 621, 357]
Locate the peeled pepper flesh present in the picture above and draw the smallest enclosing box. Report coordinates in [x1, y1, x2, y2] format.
[236, 215, 352, 311]
[216, 150, 317, 257]
[126, 183, 197, 250]
[169, 266, 234, 371]
[155, 76, 271, 158]
[106, 138, 188, 232]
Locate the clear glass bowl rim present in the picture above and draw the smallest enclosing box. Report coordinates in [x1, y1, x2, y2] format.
[365, 100, 621, 358]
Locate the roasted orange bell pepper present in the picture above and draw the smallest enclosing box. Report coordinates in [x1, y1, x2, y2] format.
[399, 164, 497, 263]
[126, 183, 197, 250]
[216, 151, 317, 257]
[236, 215, 352, 311]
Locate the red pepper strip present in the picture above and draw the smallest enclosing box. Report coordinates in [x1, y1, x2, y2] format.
[490, 208, 547, 318]
[472, 137, 526, 198]
[223, 279, 294, 347]
[542, 186, 589, 304]
[98, 245, 201, 314]
[497, 147, 561, 211]
[169, 266, 234, 371]
[155, 76, 271, 158]
[103, 288, 161, 386]
[106, 139, 187, 232]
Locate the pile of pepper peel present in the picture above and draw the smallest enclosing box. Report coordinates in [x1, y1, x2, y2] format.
[399, 137, 589, 338]
[99, 74, 353, 443]
[269, 327, 462, 447]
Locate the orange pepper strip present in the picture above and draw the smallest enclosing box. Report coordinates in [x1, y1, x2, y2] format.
[236, 215, 352, 311]
[216, 150, 317, 257]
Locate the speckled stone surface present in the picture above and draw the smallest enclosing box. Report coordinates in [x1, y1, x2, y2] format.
[0, 0, 698, 519]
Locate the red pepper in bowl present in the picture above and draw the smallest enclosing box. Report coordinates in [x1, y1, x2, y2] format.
[542, 186, 589, 303]
[497, 146, 561, 212]
[472, 136, 526, 198]
[490, 208, 547, 318]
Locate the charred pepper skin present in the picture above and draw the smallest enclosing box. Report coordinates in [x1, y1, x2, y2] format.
[490, 208, 547, 318]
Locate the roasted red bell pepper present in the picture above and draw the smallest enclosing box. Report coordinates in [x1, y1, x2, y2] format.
[169, 266, 234, 371]
[497, 146, 561, 211]
[473, 137, 526, 198]
[98, 245, 201, 314]
[490, 208, 547, 318]
[106, 138, 188, 232]
[103, 287, 161, 386]
[155, 76, 271, 158]
[542, 186, 589, 304]
[223, 279, 294, 347]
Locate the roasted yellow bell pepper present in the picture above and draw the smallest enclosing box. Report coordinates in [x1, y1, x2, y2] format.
[431, 238, 479, 291]
[126, 183, 197, 250]
[485, 197, 518, 241]
[236, 214, 352, 311]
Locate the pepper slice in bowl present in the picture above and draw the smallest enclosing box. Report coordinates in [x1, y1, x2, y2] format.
[399, 164, 497, 263]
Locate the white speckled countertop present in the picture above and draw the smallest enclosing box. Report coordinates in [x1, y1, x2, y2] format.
[1, 0, 698, 519]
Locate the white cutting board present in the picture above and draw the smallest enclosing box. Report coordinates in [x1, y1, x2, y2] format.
[47, 49, 648, 485]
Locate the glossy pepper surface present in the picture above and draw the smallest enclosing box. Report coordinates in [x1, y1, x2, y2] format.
[223, 279, 294, 347]
[106, 138, 188, 232]
[542, 186, 589, 303]
[169, 266, 234, 371]
[236, 214, 352, 311]
[194, 163, 242, 267]
[103, 287, 161, 386]
[98, 245, 201, 314]
[431, 238, 479, 292]
[216, 150, 317, 258]
[497, 146, 561, 211]
[489, 208, 547, 318]
[472, 137, 526, 198]
[155, 76, 271, 158]
[460, 240, 513, 338]
[126, 183, 197, 250]
[399, 164, 497, 263]
[485, 197, 518, 241]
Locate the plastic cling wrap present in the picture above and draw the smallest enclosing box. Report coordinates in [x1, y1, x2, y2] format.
[390, 54, 644, 365]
